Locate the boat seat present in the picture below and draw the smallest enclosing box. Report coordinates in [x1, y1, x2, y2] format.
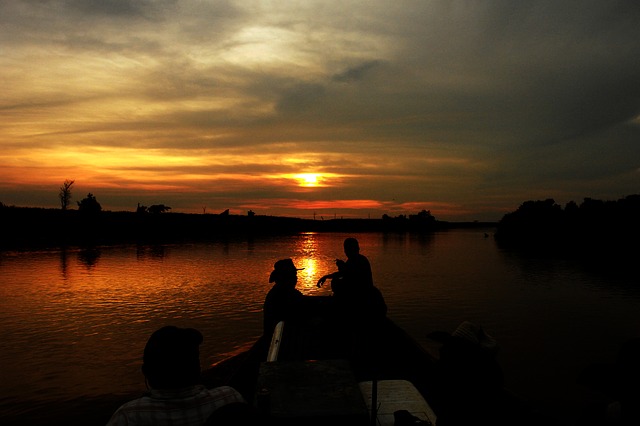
[359, 379, 437, 426]
[256, 359, 370, 426]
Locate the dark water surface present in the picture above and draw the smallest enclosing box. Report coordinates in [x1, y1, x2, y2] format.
[1, 229, 638, 425]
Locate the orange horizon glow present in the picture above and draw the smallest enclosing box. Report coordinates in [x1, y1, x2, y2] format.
[2, 2, 633, 223]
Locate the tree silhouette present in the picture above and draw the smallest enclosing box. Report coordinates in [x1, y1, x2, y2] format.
[59, 179, 75, 210]
[148, 204, 171, 214]
[77, 193, 102, 214]
[495, 194, 640, 254]
[136, 203, 147, 214]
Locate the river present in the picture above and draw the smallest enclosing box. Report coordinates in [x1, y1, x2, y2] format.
[1, 229, 638, 425]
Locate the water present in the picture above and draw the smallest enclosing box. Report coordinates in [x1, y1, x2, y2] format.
[1, 230, 638, 425]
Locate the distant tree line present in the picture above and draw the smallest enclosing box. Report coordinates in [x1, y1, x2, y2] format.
[494, 194, 640, 255]
[137, 203, 172, 214]
[381, 209, 440, 232]
[57, 179, 103, 213]
[16, 177, 639, 253]
[53, 179, 175, 216]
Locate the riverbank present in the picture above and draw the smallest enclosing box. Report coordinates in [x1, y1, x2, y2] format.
[0, 206, 496, 249]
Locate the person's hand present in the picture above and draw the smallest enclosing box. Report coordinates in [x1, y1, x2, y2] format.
[317, 276, 327, 287]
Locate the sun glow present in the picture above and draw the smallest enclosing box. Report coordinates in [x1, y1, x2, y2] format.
[276, 173, 330, 188]
[295, 173, 320, 187]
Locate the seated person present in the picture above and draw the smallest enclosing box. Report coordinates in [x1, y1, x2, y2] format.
[317, 238, 386, 320]
[577, 337, 640, 426]
[265, 258, 354, 360]
[107, 325, 247, 426]
[263, 258, 307, 335]
[429, 321, 507, 426]
[317, 237, 373, 296]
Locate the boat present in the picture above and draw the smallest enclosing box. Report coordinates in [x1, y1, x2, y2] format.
[201, 296, 542, 425]
[4, 298, 545, 426]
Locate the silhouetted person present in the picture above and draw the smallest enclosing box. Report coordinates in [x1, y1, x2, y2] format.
[317, 237, 373, 294]
[263, 259, 306, 336]
[317, 238, 386, 368]
[263, 258, 351, 360]
[429, 321, 516, 426]
[106, 326, 246, 426]
[317, 237, 386, 320]
[578, 338, 640, 426]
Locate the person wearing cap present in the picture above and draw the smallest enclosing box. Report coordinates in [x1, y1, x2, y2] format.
[106, 325, 247, 426]
[263, 258, 307, 335]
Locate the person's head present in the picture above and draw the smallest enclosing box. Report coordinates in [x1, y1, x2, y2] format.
[141, 326, 203, 389]
[269, 258, 303, 286]
[343, 238, 360, 257]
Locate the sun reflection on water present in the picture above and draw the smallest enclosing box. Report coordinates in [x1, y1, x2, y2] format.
[290, 232, 335, 295]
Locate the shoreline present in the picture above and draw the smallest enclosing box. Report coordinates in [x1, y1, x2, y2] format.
[0, 206, 496, 250]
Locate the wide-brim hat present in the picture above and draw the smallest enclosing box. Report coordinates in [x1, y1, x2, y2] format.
[269, 258, 304, 282]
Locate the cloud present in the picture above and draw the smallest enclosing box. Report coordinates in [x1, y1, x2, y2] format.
[1, 1, 639, 220]
[275, 83, 327, 113]
[64, 0, 156, 18]
[332, 61, 382, 83]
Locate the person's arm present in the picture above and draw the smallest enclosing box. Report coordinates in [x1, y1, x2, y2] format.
[317, 259, 346, 287]
[317, 272, 337, 287]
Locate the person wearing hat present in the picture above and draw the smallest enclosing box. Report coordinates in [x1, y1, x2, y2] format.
[263, 258, 307, 335]
[106, 325, 247, 426]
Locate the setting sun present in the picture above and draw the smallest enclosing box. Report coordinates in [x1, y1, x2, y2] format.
[293, 173, 321, 187]
[277, 172, 342, 190]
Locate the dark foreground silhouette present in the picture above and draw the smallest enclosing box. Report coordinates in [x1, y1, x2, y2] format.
[106, 326, 249, 426]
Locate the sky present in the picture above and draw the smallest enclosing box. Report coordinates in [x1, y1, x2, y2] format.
[1, 1, 639, 221]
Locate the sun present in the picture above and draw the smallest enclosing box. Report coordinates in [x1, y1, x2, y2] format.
[294, 173, 321, 187]
[281, 172, 336, 188]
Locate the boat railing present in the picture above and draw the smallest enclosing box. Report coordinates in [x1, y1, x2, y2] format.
[266, 320, 284, 362]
